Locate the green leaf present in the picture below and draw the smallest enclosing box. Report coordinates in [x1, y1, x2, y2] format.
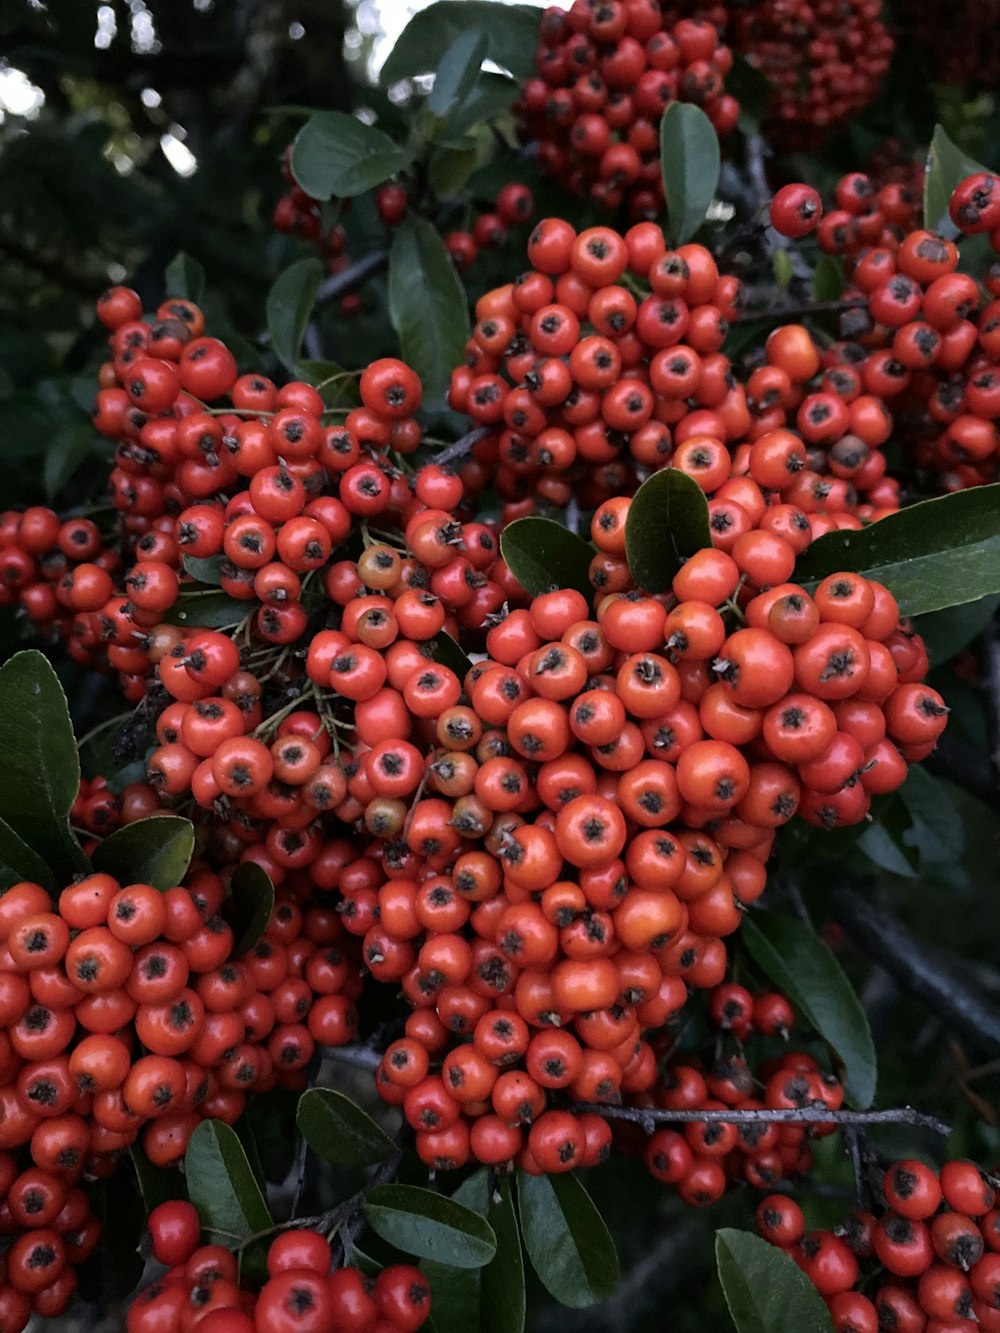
[165, 590, 246, 629]
[483, 1175, 525, 1333]
[182, 554, 225, 586]
[794, 485, 1000, 617]
[716, 1229, 834, 1333]
[856, 817, 919, 879]
[364, 1184, 497, 1269]
[388, 216, 470, 408]
[267, 257, 324, 370]
[131, 1143, 186, 1213]
[44, 424, 94, 501]
[742, 910, 877, 1108]
[296, 1088, 396, 1170]
[727, 56, 771, 136]
[291, 111, 413, 201]
[499, 517, 593, 600]
[431, 631, 473, 681]
[773, 249, 793, 290]
[294, 360, 361, 408]
[0, 816, 57, 896]
[230, 862, 275, 956]
[427, 31, 489, 121]
[422, 1173, 491, 1333]
[812, 254, 845, 302]
[899, 765, 965, 866]
[441, 73, 519, 143]
[624, 468, 712, 593]
[516, 1172, 619, 1309]
[185, 1119, 273, 1244]
[912, 593, 999, 666]
[660, 102, 721, 245]
[381, 2, 541, 84]
[92, 815, 195, 891]
[76, 1173, 146, 1306]
[164, 252, 206, 304]
[0, 650, 87, 879]
[429, 144, 482, 199]
[924, 123, 989, 235]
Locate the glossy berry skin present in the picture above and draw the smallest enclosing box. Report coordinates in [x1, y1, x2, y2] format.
[771, 184, 823, 238]
[148, 1200, 201, 1267]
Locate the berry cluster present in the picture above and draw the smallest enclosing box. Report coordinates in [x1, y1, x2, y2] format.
[0, 1156, 99, 1325]
[758, 1157, 1000, 1331]
[130, 1200, 431, 1333]
[727, 0, 893, 147]
[770, 169, 1000, 489]
[639, 1046, 843, 1204]
[0, 866, 360, 1217]
[37, 255, 941, 1194]
[449, 219, 901, 523]
[900, 0, 1000, 90]
[516, 3, 738, 217]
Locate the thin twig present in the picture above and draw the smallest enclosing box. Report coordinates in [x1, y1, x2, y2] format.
[575, 1102, 952, 1137]
[430, 426, 490, 468]
[316, 250, 389, 305]
[320, 1042, 381, 1072]
[730, 297, 867, 324]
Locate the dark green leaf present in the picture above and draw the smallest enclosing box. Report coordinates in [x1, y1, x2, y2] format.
[388, 216, 470, 407]
[856, 817, 919, 879]
[924, 123, 989, 235]
[912, 593, 999, 666]
[230, 862, 275, 956]
[381, 3, 541, 84]
[500, 517, 593, 599]
[295, 360, 361, 408]
[165, 590, 246, 629]
[0, 650, 87, 879]
[516, 1171, 619, 1309]
[44, 424, 94, 501]
[899, 766, 965, 866]
[296, 1088, 396, 1169]
[431, 631, 473, 681]
[624, 468, 712, 593]
[131, 1143, 186, 1213]
[422, 1173, 491, 1333]
[292, 112, 413, 201]
[76, 1174, 145, 1305]
[727, 56, 771, 135]
[364, 1184, 497, 1269]
[164, 253, 206, 304]
[794, 485, 1000, 616]
[429, 144, 482, 199]
[441, 74, 519, 143]
[427, 31, 489, 120]
[182, 554, 225, 586]
[483, 1175, 525, 1333]
[92, 815, 195, 891]
[660, 102, 721, 245]
[773, 249, 793, 290]
[0, 816, 57, 895]
[742, 910, 877, 1108]
[812, 254, 845, 302]
[716, 1229, 834, 1333]
[185, 1119, 273, 1244]
[267, 257, 324, 370]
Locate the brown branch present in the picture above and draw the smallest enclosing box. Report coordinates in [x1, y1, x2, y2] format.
[731, 297, 868, 324]
[575, 1102, 951, 1137]
[431, 426, 490, 467]
[832, 885, 1000, 1057]
[316, 250, 389, 305]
